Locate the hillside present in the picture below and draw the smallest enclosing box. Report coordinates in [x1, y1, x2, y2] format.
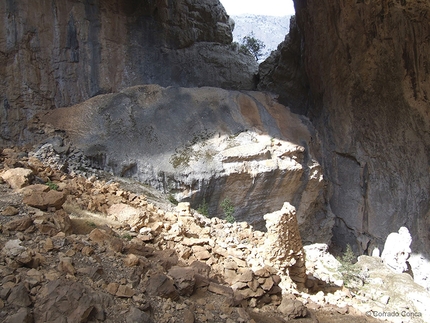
[231, 15, 291, 61]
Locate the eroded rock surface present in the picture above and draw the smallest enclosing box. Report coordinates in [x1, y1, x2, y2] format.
[0, 0, 256, 144]
[261, 0, 430, 256]
[41, 84, 332, 242]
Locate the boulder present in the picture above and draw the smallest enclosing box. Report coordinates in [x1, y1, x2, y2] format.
[23, 188, 67, 210]
[7, 283, 32, 307]
[1, 168, 33, 189]
[3, 307, 33, 323]
[126, 307, 153, 323]
[108, 203, 147, 231]
[145, 274, 179, 301]
[168, 266, 196, 296]
[1, 206, 19, 216]
[277, 296, 308, 319]
[4, 216, 33, 232]
[2, 239, 26, 257]
[381, 227, 412, 273]
[33, 279, 112, 323]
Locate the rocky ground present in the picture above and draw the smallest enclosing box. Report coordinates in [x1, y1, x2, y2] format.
[0, 145, 426, 323]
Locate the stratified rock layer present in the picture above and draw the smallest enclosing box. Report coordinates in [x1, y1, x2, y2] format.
[41, 84, 333, 243]
[0, 0, 257, 144]
[261, 0, 430, 254]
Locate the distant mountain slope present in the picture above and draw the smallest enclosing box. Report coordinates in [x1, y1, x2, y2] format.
[231, 15, 291, 62]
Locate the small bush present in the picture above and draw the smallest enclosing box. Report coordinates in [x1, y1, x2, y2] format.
[46, 180, 59, 191]
[225, 214, 235, 224]
[197, 199, 210, 217]
[337, 244, 362, 288]
[122, 233, 132, 241]
[221, 198, 235, 223]
[168, 194, 179, 205]
[86, 221, 96, 228]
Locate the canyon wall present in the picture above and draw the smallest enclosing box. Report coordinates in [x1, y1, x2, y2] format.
[261, 0, 430, 254]
[3, 0, 430, 255]
[0, 0, 257, 144]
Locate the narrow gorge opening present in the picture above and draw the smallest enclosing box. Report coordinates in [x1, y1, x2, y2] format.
[220, 0, 296, 63]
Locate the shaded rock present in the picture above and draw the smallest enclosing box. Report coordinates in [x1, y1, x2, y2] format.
[23, 189, 67, 210]
[4, 216, 33, 231]
[183, 308, 195, 323]
[3, 307, 34, 323]
[1, 205, 19, 216]
[7, 283, 32, 307]
[296, 0, 430, 255]
[126, 307, 153, 323]
[152, 249, 178, 271]
[116, 285, 134, 298]
[168, 266, 196, 296]
[0, 0, 256, 145]
[208, 282, 233, 297]
[146, 274, 179, 301]
[1, 168, 34, 189]
[277, 296, 307, 319]
[33, 279, 112, 323]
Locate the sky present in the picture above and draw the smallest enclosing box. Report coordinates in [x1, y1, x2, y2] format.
[220, 0, 295, 17]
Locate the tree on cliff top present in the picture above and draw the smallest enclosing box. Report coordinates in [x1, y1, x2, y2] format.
[240, 32, 266, 62]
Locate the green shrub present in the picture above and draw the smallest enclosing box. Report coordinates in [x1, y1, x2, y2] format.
[197, 199, 210, 217]
[168, 194, 179, 205]
[221, 198, 235, 223]
[121, 233, 132, 241]
[86, 221, 96, 228]
[46, 180, 59, 191]
[337, 244, 361, 288]
[225, 214, 235, 224]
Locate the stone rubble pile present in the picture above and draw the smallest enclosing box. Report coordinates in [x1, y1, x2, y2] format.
[0, 147, 318, 323]
[2, 145, 426, 323]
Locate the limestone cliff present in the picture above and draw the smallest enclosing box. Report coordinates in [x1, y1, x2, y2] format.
[40, 84, 333, 244]
[0, 0, 257, 144]
[261, 0, 430, 254]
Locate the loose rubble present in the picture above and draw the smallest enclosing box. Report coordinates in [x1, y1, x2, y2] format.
[0, 146, 427, 323]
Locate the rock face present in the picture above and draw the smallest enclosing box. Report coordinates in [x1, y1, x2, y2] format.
[41, 84, 333, 243]
[0, 0, 257, 144]
[261, 0, 430, 255]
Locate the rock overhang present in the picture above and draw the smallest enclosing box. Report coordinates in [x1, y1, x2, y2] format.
[40, 84, 333, 244]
